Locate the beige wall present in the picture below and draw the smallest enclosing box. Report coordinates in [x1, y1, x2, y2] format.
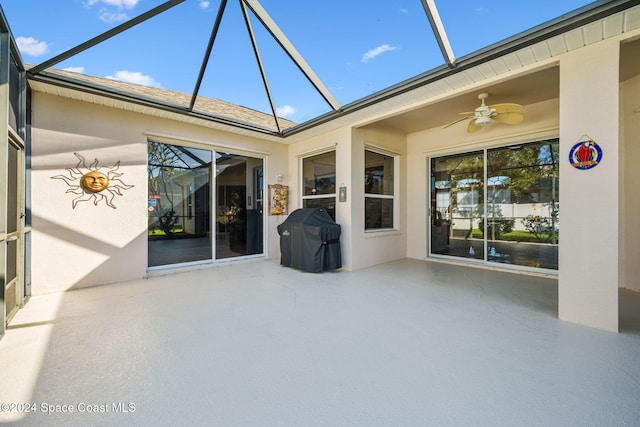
[31, 93, 287, 295]
[286, 127, 353, 268]
[351, 126, 407, 270]
[558, 38, 620, 332]
[286, 125, 407, 271]
[621, 73, 640, 292]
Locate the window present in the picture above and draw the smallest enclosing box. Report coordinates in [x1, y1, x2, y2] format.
[365, 149, 395, 230]
[302, 151, 336, 220]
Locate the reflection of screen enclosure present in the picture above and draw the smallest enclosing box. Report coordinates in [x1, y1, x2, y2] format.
[430, 139, 559, 270]
[148, 142, 212, 267]
[147, 142, 264, 267]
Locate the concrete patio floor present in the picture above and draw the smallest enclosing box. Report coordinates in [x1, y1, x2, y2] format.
[1, 258, 639, 426]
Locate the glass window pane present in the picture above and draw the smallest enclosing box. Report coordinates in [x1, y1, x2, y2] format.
[303, 152, 336, 196]
[365, 150, 394, 196]
[365, 197, 393, 229]
[303, 198, 335, 221]
[430, 152, 484, 260]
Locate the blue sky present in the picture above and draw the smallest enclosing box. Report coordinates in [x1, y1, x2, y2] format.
[1, 0, 595, 123]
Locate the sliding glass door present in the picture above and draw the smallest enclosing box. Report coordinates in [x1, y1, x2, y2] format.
[148, 143, 264, 267]
[148, 142, 213, 267]
[430, 139, 559, 271]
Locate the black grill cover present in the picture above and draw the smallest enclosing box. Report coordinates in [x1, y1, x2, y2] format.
[277, 208, 342, 273]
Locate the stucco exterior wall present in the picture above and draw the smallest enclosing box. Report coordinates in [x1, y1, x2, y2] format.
[31, 93, 287, 295]
[350, 126, 407, 270]
[621, 73, 640, 292]
[286, 127, 353, 269]
[558, 37, 620, 332]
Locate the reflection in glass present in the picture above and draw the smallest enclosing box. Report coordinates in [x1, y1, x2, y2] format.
[302, 151, 336, 220]
[431, 152, 484, 260]
[215, 153, 264, 259]
[487, 140, 559, 269]
[429, 139, 559, 271]
[148, 142, 212, 267]
[365, 150, 394, 229]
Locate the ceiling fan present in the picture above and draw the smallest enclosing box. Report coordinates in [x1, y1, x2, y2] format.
[443, 93, 524, 132]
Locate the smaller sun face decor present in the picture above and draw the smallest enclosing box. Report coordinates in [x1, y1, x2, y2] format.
[52, 152, 134, 209]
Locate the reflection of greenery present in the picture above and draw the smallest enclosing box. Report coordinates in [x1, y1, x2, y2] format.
[482, 204, 514, 238]
[521, 214, 558, 243]
[479, 217, 515, 237]
[158, 210, 179, 235]
[148, 142, 180, 235]
[472, 229, 557, 243]
[149, 226, 184, 236]
[488, 142, 558, 202]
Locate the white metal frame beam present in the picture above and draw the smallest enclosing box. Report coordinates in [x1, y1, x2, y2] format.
[420, 0, 456, 67]
[243, 0, 341, 111]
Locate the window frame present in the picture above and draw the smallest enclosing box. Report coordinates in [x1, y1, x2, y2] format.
[364, 147, 397, 231]
[300, 150, 337, 219]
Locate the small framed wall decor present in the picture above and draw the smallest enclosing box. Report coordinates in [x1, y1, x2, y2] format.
[268, 184, 288, 215]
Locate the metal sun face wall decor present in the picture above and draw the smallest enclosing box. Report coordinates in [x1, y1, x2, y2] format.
[51, 152, 134, 209]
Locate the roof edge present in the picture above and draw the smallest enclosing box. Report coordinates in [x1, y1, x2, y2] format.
[27, 71, 288, 139]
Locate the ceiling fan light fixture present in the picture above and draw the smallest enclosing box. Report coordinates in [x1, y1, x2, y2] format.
[475, 116, 492, 126]
[442, 93, 524, 132]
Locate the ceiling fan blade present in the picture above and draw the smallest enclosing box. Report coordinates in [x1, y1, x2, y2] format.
[443, 115, 473, 129]
[490, 103, 524, 114]
[467, 119, 484, 133]
[494, 112, 524, 124]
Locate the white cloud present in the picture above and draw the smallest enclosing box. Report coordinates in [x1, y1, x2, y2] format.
[106, 70, 161, 87]
[400, 8, 408, 13]
[86, 0, 139, 9]
[16, 36, 49, 56]
[99, 10, 129, 23]
[276, 105, 296, 117]
[199, 1, 210, 9]
[63, 67, 86, 73]
[361, 44, 397, 63]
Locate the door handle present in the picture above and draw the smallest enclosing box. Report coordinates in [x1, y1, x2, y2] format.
[6, 236, 18, 242]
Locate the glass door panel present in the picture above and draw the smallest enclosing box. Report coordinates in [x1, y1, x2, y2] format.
[5, 141, 21, 322]
[487, 140, 559, 269]
[430, 152, 484, 260]
[148, 142, 212, 267]
[215, 153, 263, 259]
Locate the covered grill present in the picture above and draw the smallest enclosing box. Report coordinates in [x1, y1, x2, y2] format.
[277, 208, 342, 273]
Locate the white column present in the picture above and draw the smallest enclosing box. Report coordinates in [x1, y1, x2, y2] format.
[558, 39, 620, 332]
